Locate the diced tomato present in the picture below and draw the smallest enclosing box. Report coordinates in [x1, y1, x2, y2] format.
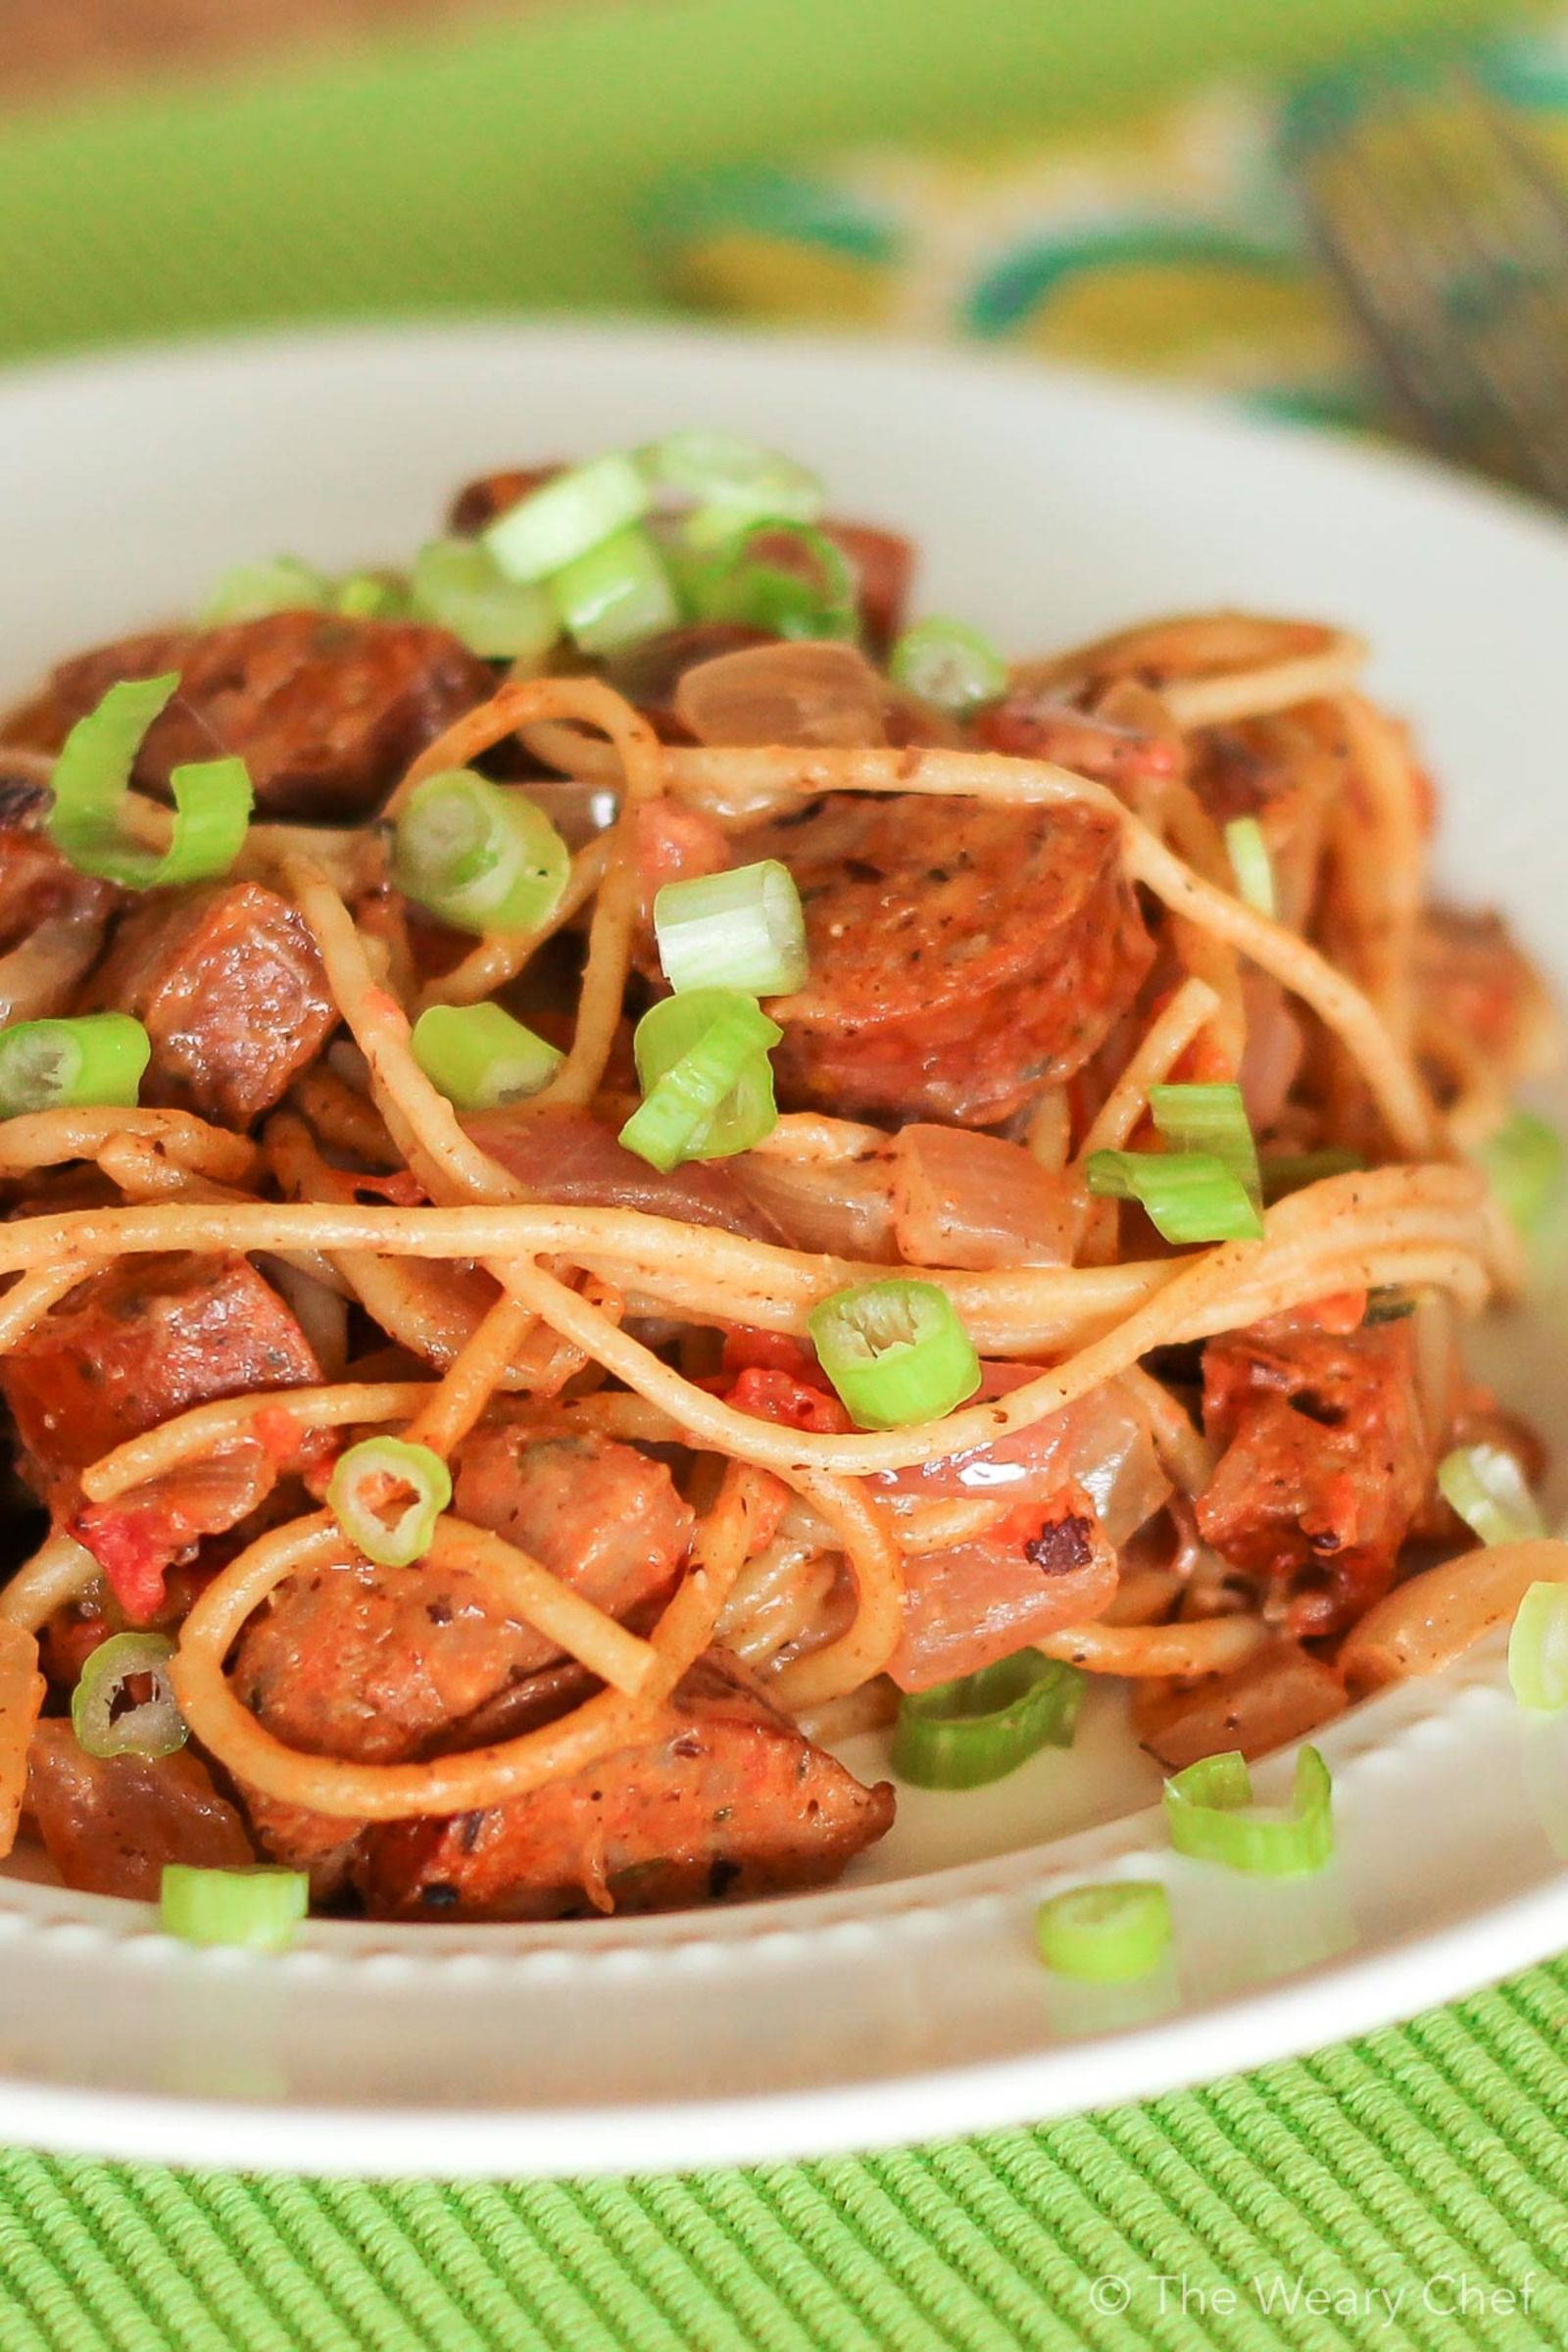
[68, 1508, 169, 1624]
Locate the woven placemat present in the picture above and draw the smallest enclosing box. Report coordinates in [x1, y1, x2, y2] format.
[0, 1952, 1563, 2349]
[2, 4, 1564, 2345]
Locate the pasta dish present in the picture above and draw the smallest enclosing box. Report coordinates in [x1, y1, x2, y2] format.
[0, 433, 1558, 1938]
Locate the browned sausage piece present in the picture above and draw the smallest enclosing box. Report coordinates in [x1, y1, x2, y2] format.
[25, 1718, 255, 1900]
[1, 1252, 320, 1506]
[453, 1427, 695, 1617]
[46, 612, 492, 821]
[760, 793, 1152, 1126]
[92, 880, 338, 1126]
[1197, 1317, 1433, 1637]
[358, 1650, 896, 1920]
[235, 1432, 695, 1892]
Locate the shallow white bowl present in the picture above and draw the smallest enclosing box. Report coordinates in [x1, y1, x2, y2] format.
[0, 320, 1564, 2178]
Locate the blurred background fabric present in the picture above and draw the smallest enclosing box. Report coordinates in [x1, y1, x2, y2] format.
[0, 0, 1548, 364]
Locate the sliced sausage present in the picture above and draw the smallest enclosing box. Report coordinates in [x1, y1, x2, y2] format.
[358, 1649, 896, 1919]
[760, 793, 1152, 1125]
[46, 612, 491, 821]
[1197, 1315, 1433, 1636]
[92, 880, 338, 1126]
[236, 1430, 694, 1892]
[25, 1717, 254, 1899]
[1, 1252, 320, 1507]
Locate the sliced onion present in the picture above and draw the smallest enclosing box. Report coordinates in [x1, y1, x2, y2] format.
[731, 1146, 896, 1258]
[673, 641, 888, 750]
[1133, 1640, 1347, 1772]
[872, 1366, 1171, 1542]
[1238, 972, 1304, 1132]
[466, 1103, 788, 1240]
[891, 1507, 1117, 1692]
[889, 1125, 1078, 1271]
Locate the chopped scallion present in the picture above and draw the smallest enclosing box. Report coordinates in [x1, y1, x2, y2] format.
[1509, 1581, 1568, 1714]
[685, 519, 857, 640]
[892, 1650, 1081, 1789]
[72, 1632, 187, 1761]
[619, 988, 782, 1171]
[0, 1013, 150, 1120]
[1260, 1147, 1365, 1203]
[550, 525, 679, 656]
[653, 859, 808, 997]
[1477, 1109, 1564, 1241]
[483, 453, 650, 583]
[1163, 1745, 1334, 1878]
[328, 1436, 452, 1569]
[410, 537, 558, 662]
[161, 1864, 309, 1952]
[1085, 1149, 1265, 1244]
[199, 556, 332, 624]
[410, 1003, 563, 1110]
[1149, 1081, 1261, 1205]
[1438, 1444, 1545, 1548]
[889, 617, 1007, 714]
[48, 676, 253, 892]
[1224, 815, 1277, 916]
[640, 432, 824, 543]
[392, 770, 569, 935]
[1035, 1880, 1172, 1982]
[808, 1277, 980, 1432]
[332, 571, 408, 620]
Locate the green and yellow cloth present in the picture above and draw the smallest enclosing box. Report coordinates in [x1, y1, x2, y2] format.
[648, 21, 1568, 425]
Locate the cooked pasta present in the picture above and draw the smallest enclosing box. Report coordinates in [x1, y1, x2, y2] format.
[0, 444, 1555, 1923]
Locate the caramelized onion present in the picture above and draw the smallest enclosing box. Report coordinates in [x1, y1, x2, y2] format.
[732, 1145, 896, 1258]
[873, 1367, 1171, 1542]
[466, 1104, 787, 1239]
[890, 1125, 1077, 1269]
[674, 641, 887, 750]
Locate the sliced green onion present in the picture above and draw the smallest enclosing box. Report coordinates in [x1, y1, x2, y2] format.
[1035, 1880, 1172, 1982]
[1260, 1147, 1365, 1202]
[1085, 1149, 1265, 1244]
[1477, 1109, 1564, 1240]
[619, 988, 782, 1172]
[889, 617, 1007, 714]
[160, 1864, 309, 1952]
[328, 1436, 452, 1569]
[483, 453, 650, 583]
[892, 1651, 1081, 1789]
[0, 1013, 150, 1120]
[640, 431, 824, 544]
[1438, 1443, 1546, 1548]
[685, 518, 857, 641]
[72, 1632, 187, 1761]
[410, 1002, 563, 1110]
[333, 570, 408, 620]
[48, 675, 253, 892]
[653, 859, 808, 997]
[410, 537, 558, 662]
[1509, 1581, 1568, 1713]
[808, 1277, 981, 1432]
[550, 525, 679, 657]
[1150, 1081, 1261, 1204]
[1225, 815, 1277, 916]
[199, 556, 332, 624]
[392, 770, 569, 935]
[1163, 1745, 1335, 1878]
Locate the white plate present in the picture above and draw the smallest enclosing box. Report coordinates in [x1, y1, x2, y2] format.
[0, 320, 1565, 2180]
